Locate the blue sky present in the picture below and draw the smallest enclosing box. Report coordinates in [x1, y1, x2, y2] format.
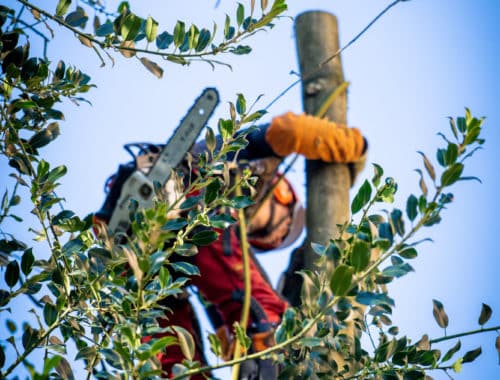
[2, 0, 500, 379]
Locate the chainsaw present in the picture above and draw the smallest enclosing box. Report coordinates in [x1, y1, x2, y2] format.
[96, 88, 220, 236]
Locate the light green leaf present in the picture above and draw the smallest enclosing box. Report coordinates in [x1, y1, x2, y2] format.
[145, 16, 158, 43]
[330, 264, 353, 296]
[351, 180, 372, 214]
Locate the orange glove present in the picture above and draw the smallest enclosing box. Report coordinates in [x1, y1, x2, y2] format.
[265, 112, 365, 163]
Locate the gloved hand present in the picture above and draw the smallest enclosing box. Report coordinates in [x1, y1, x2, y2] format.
[265, 112, 365, 163]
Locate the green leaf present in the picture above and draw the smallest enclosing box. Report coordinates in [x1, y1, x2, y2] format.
[150, 336, 176, 355]
[190, 230, 218, 246]
[233, 322, 251, 349]
[236, 93, 246, 115]
[55, 0, 72, 17]
[462, 347, 481, 363]
[0, 345, 4, 369]
[65, 7, 88, 28]
[350, 241, 370, 272]
[478, 303, 492, 326]
[442, 340, 461, 363]
[95, 21, 114, 36]
[54, 356, 74, 380]
[195, 29, 211, 52]
[0, 290, 10, 307]
[205, 126, 216, 153]
[231, 195, 254, 209]
[172, 325, 195, 361]
[445, 143, 458, 165]
[432, 299, 449, 329]
[173, 21, 186, 47]
[398, 246, 417, 259]
[230, 45, 251, 55]
[406, 194, 418, 221]
[208, 333, 222, 357]
[145, 16, 158, 43]
[218, 119, 234, 140]
[382, 263, 413, 278]
[351, 180, 372, 214]
[441, 163, 464, 187]
[170, 261, 200, 276]
[43, 303, 58, 326]
[210, 213, 235, 229]
[390, 209, 405, 237]
[156, 31, 173, 49]
[356, 291, 394, 307]
[456, 117, 466, 133]
[121, 13, 142, 41]
[236, 3, 245, 27]
[29, 122, 60, 149]
[204, 178, 221, 204]
[372, 163, 384, 187]
[330, 264, 353, 296]
[21, 248, 35, 275]
[5, 261, 20, 287]
[47, 165, 67, 183]
[162, 218, 187, 231]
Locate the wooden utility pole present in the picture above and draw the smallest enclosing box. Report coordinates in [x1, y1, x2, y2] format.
[297, 11, 350, 265]
[281, 11, 351, 306]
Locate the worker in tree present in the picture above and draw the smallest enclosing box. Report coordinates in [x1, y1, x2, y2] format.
[95, 111, 366, 379]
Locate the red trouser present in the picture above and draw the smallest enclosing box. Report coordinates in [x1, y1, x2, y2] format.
[152, 227, 288, 377]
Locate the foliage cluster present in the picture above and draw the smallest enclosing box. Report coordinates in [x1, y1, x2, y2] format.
[1, 1, 499, 380]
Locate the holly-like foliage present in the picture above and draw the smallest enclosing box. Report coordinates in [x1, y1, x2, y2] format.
[1, 2, 499, 380]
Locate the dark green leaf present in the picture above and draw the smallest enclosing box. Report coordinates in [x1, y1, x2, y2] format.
[204, 179, 221, 205]
[496, 336, 500, 364]
[378, 223, 393, 245]
[5, 261, 20, 287]
[390, 209, 405, 237]
[179, 195, 201, 210]
[62, 238, 84, 256]
[121, 13, 143, 41]
[230, 45, 251, 55]
[162, 218, 187, 231]
[478, 303, 492, 326]
[156, 31, 173, 49]
[356, 291, 395, 307]
[95, 21, 114, 36]
[399, 247, 418, 259]
[445, 143, 458, 165]
[330, 264, 353, 296]
[382, 263, 413, 278]
[351, 180, 372, 214]
[22, 326, 38, 350]
[210, 213, 235, 229]
[441, 163, 464, 187]
[442, 340, 461, 363]
[350, 241, 370, 272]
[190, 229, 218, 246]
[432, 299, 449, 329]
[406, 194, 418, 221]
[21, 248, 35, 275]
[462, 347, 481, 363]
[65, 7, 88, 28]
[0, 289, 10, 306]
[457, 117, 466, 133]
[43, 303, 58, 326]
[231, 195, 254, 209]
[75, 346, 97, 361]
[0, 345, 4, 369]
[195, 28, 211, 51]
[170, 261, 200, 276]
